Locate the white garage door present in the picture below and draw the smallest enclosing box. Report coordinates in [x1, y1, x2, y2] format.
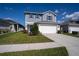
[38, 25, 57, 33]
[69, 27, 79, 33]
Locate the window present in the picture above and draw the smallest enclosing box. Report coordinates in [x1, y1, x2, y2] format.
[47, 16, 52, 20]
[36, 15, 39, 18]
[29, 14, 33, 18]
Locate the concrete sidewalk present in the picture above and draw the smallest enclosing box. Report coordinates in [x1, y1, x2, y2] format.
[0, 42, 63, 53]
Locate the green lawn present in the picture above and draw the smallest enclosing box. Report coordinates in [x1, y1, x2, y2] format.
[0, 47, 68, 56]
[63, 33, 79, 37]
[0, 32, 53, 44]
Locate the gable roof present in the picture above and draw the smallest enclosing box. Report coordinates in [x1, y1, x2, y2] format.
[42, 10, 56, 16]
[0, 18, 24, 27]
[0, 18, 18, 24]
[24, 11, 43, 15]
[61, 19, 79, 27]
[5, 20, 18, 24]
[68, 20, 79, 27]
[24, 10, 56, 16]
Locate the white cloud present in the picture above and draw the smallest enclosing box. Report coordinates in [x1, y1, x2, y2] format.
[57, 20, 65, 24]
[9, 8, 13, 10]
[4, 17, 13, 20]
[65, 14, 73, 18]
[57, 20, 61, 24]
[62, 17, 65, 19]
[54, 10, 59, 13]
[4, 7, 13, 10]
[64, 12, 79, 21]
[4, 7, 8, 10]
[62, 12, 66, 15]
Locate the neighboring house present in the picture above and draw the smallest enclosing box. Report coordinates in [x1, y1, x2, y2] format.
[0, 18, 24, 34]
[61, 20, 79, 34]
[68, 20, 79, 34]
[24, 10, 57, 33]
[0, 19, 10, 34]
[5, 20, 24, 32]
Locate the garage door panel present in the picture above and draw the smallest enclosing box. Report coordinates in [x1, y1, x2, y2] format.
[39, 25, 56, 33]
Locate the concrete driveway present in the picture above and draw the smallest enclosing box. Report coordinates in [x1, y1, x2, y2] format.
[43, 34, 79, 56]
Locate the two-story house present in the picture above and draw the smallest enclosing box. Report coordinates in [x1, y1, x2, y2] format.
[24, 10, 57, 33]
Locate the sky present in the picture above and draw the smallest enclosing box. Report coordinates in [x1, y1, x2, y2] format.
[0, 3, 79, 26]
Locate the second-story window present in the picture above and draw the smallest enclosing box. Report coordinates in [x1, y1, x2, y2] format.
[29, 14, 33, 18]
[36, 15, 39, 18]
[47, 16, 52, 20]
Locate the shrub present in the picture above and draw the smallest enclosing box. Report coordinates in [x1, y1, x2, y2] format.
[0, 30, 1, 34]
[30, 23, 39, 35]
[57, 30, 61, 34]
[72, 31, 78, 35]
[0, 29, 9, 34]
[22, 29, 27, 33]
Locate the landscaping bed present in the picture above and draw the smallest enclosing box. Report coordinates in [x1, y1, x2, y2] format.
[0, 47, 68, 56]
[0, 32, 53, 44]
